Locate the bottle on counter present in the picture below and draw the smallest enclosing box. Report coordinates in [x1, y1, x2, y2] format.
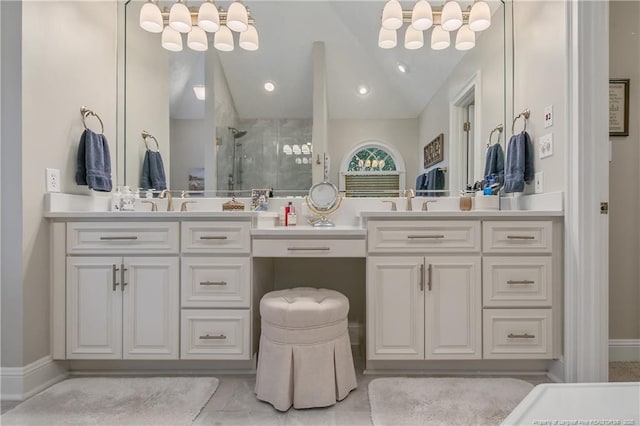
[284, 202, 293, 226]
[287, 205, 297, 226]
[120, 186, 136, 211]
[111, 186, 122, 211]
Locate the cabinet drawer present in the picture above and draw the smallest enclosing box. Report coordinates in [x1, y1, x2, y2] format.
[181, 222, 250, 254]
[67, 222, 179, 254]
[180, 309, 250, 360]
[181, 257, 250, 308]
[253, 238, 366, 257]
[367, 221, 480, 253]
[483, 221, 552, 253]
[483, 257, 552, 307]
[483, 309, 552, 359]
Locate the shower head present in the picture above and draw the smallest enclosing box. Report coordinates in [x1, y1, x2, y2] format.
[229, 127, 247, 139]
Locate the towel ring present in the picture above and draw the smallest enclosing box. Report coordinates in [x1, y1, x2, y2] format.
[512, 109, 530, 134]
[487, 124, 504, 148]
[80, 106, 104, 134]
[141, 130, 160, 152]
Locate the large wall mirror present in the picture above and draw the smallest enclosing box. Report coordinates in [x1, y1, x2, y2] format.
[119, 0, 511, 196]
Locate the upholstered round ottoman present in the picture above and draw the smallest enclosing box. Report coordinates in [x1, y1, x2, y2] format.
[254, 287, 358, 411]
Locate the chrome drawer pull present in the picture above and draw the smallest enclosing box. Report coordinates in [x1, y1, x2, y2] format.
[507, 280, 535, 285]
[407, 235, 445, 239]
[287, 247, 331, 251]
[200, 333, 227, 340]
[506, 235, 535, 240]
[200, 281, 227, 286]
[100, 236, 138, 241]
[200, 236, 228, 240]
[112, 264, 119, 291]
[508, 333, 535, 339]
[419, 264, 424, 292]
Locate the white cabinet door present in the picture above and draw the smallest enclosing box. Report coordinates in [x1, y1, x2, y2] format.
[367, 257, 425, 360]
[424, 256, 482, 360]
[67, 257, 122, 359]
[122, 257, 179, 359]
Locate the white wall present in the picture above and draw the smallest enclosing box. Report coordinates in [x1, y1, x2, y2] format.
[328, 118, 419, 187]
[512, 0, 566, 194]
[170, 118, 207, 190]
[418, 3, 504, 193]
[19, 0, 118, 364]
[609, 0, 640, 340]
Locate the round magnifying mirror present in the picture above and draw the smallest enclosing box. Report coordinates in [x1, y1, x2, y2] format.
[305, 181, 342, 227]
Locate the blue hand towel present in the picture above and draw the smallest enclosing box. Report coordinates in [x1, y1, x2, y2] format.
[140, 150, 167, 191]
[425, 168, 445, 197]
[504, 131, 534, 193]
[416, 173, 427, 196]
[484, 144, 505, 186]
[75, 128, 112, 192]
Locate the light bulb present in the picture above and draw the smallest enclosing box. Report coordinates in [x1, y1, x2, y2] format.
[469, 1, 491, 32]
[431, 25, 450, 50]
[455, 24, 475, 50]
[214, 25, 234, 51]
[193, 85, 206, 100]
[169, 1, 192, 33]
[441, 1, 463, 32]
[239, 25, 259, 51]
[404, 26, 424, 50]
[381, 0, 403, 30]
[161, 26, 183, 51]
[358, 85, 369, 96]
[226, 1, 249, 33]
[397, 63, 408, 73]
[188, 26, 208, 51]
[139, 1, 163, 33]
[198, 1, 220, 33]
[378, 27, 397, 49]
[411, 0, 433, 31]
[264, 81, 275, 92]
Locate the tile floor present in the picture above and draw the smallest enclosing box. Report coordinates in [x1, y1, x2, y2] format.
[1, 348, 559, 425]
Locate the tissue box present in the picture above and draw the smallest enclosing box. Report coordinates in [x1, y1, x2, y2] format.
[474, 195, 499, 210]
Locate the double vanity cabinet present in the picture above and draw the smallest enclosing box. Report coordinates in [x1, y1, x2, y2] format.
[49, 209, 562, 372]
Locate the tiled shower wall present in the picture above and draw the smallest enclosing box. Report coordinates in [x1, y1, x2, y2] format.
[217, 119, 313, 193]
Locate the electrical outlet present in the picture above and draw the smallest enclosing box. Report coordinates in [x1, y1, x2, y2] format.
[544, 105, 553, 128]
[539, 133, 553, 159]
[534, 171, 544, 194]
[46, 168, 61, 192]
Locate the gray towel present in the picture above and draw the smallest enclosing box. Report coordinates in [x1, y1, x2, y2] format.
[75, 128, 112, 192]
[484, 143, 505, 186]
[140, 150, 167, 191]
[504, 131, 534, 193]
[416, 173, 427, 196]
[425, 168, 445, 197]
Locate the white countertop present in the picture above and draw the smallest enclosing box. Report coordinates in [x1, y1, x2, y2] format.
[44, 211, 257, 219]
[359, 210, 564, 218]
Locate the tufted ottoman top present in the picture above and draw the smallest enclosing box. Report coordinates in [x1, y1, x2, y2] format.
[260, 287, 349, 328]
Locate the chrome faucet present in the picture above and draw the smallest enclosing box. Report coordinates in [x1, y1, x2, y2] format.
[404, 189, 415, 211]
[159, 190, 173, 211]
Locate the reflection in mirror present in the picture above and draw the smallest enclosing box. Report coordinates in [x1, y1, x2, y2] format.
[122, 1, 508, 196]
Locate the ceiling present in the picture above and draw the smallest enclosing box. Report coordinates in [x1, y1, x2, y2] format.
[161, 1, 503, 120]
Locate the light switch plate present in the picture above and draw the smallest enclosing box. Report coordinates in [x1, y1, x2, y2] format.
[46, 168, 61, 192]
[539, 133, 553, 158]
[544, 105, 553, 128]
[534, 171, 544, 194]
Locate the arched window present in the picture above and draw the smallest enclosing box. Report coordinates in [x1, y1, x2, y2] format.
[340, 142, 406, 196]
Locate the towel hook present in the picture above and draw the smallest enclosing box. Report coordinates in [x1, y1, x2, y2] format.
[512, 109, 530, 134]
[141, 130, 160, 152]
[80, 106, 104, 134]
[487, 124, 504, 148]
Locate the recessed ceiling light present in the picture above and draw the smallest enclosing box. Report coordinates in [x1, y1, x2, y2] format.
[357, 85, 370, 96]
[397, 63, 408, 73]
[264, 81, 275, 92]
[193, 85, 205, 100]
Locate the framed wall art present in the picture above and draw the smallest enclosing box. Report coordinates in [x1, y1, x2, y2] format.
[423, 133, 444, 168]
[609, 79, 629, 136]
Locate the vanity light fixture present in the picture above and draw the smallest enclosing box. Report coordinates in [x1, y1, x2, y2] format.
[140, 0, 259, 52]
[378, 0, 490, 51]
[264, 81, 275, 92]
[193, 85, 206, 100]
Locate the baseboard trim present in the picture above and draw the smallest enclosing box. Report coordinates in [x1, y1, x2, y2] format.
[609, 339, 640, 362]
[1, 356, 68, 401]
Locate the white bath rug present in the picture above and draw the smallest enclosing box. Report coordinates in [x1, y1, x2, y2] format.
[1, 376, 219, 426]
[369, 377, 533, 426]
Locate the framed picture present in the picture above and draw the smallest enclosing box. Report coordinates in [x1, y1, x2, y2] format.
[251, 188, 270, 211]
[609, 79, 630, 136]
[188, 168, 204, 191]
[423, 133, 444, 168]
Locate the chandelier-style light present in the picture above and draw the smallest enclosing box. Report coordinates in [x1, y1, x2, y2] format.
[140, 0, 259, 52]
[378, 0, 492, 51]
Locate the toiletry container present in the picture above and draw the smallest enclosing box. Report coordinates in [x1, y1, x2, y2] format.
[120, 186, 136, 211]
[111, 187, 122, 211]
[474, 195, 499, 210]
